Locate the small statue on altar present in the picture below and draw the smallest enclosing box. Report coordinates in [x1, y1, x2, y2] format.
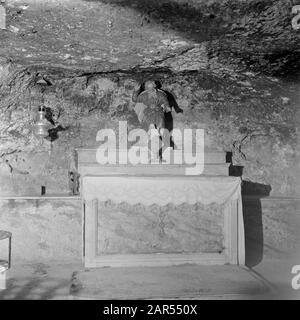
[132, 80, 171, 129]
[132, 80, 182, 160]
[132, 80, 172, 161]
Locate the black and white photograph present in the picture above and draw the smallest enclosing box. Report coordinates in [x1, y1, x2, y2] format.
[0, 0, 299, 305]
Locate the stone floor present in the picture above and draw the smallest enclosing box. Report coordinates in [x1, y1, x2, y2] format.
[70, 264, 270, 300]
[0, 257, 299, 300]
[0, 262, 80, 300]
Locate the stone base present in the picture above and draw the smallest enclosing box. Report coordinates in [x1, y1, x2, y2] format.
[0, 199, 82, 262]
[0, 270, 7, 290]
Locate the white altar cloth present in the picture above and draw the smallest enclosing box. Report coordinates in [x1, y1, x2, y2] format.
[82, 175, 245, 266]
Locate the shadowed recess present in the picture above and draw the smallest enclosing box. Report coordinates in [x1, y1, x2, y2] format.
[83, 0, 300, 77]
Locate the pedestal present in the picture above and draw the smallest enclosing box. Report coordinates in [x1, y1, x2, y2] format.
[0, 265, 7, 290]
[77, 149, 245, 268]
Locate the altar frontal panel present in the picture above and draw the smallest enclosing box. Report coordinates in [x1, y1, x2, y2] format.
[97, 201, 224, 255]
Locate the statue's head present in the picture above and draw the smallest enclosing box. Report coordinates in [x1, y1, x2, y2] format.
[144, 80, 156, 90]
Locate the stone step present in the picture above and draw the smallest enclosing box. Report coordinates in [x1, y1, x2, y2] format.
[70, 265, 268, 300]
[76, 148, 227, 165]
[78, 163, 230, 176]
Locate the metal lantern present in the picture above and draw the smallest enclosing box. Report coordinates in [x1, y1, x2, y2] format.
[34, 106, 51, 139]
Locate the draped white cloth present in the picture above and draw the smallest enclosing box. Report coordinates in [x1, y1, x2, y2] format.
[83, 176, 242, 206]
[82, 175, 245, 265]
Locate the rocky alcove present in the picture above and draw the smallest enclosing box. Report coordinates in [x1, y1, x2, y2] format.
[0, 0, 299, 269]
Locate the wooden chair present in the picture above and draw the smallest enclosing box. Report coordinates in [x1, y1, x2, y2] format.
[0, 230, 12, 290]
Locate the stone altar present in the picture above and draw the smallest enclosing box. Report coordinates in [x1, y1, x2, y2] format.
[77, 149, 245, 268]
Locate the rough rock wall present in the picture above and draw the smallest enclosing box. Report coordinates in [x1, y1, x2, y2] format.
[0, 62, 299, 196]
[0, 0, 299, 197]
[243, 198, 300, 266]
